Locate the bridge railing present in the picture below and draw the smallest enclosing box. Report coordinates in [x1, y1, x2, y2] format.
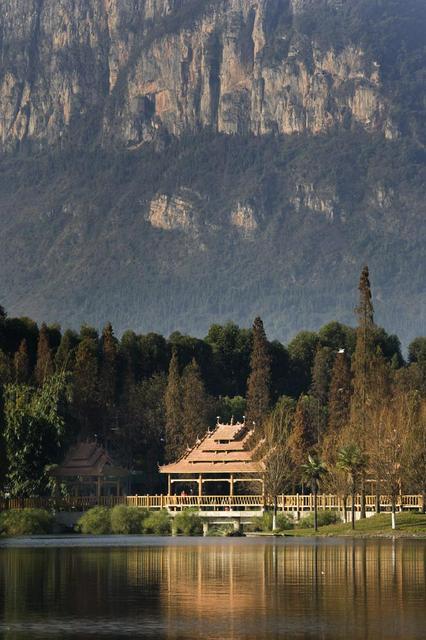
[0, 494, 423, 512]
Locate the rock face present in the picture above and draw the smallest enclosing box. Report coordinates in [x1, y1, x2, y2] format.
[148, 192, 198, 233]
[0, 0, 424, 346]
[291, 184, 338, 221]
[230, 203, 258, 237]
[0, 0, 393, 151]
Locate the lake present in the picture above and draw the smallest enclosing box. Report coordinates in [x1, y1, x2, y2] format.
[0, 536, 425, 639]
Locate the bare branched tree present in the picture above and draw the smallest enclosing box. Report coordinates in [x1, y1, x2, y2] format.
[370, 392, 415, 529]
[259, 410, 295, 530]
[404, 397, 426, 513]
[262, 446, 294, 530]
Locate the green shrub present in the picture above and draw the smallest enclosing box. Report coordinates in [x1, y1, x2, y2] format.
[143, 510, 171, 535]
[251, 511, 273, 532]
[76, 507, 111, 535]
[298, 510, 342, 529]
[173, 509, 203, 536]
[0, 509, 54, 536]
[206, 524, 233, 537]
[251, 511, 294, 532]
[276, 513, 294, 531]
[110, 505, 147, 534]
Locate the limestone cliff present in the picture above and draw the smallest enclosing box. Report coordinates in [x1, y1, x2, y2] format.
[0, 0, 398, 151]
[0, 0, 424, 346]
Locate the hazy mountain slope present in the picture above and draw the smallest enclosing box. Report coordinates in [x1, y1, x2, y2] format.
[0, 0, 424, 344]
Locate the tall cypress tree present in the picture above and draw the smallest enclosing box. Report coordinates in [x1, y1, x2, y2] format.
[322, 350, 352, 465]
[288, 395, 317, 469]
[73, 331, 100, 440]
[55, 329, 79, 372]
[164, 349, 183, 462]
[311, 346, 333, 406]
[181, 358, 208, 450]
[35, 323, 54, 385]
[246, 316, 271, 432]
[120, 331, 139, 394]
[100, 323, 118, 409]
[99, 323, 119, 441]
[14, 339, 30, 383]
[351, 266, 376, 517]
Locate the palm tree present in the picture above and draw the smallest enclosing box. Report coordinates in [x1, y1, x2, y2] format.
[301, 455, 328, 531]
[337, 444, 368, 530]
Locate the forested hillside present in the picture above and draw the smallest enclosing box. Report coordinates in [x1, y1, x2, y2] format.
[0, 0, 425, 344]
[1, 265, 425, 496]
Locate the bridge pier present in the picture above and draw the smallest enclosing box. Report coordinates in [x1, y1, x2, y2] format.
[202, 522, 209, 537]
[233, 518, 242, 534]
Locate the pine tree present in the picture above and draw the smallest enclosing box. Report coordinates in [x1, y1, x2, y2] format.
[164, 349, 183, 462]
[246, 316, 271, 432]
[14, 339, 30, 383]
[35, 323, 54, 385]
[181, 358, 208, 450]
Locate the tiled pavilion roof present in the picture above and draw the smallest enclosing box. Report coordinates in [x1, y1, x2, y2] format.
[51, 442, 128, 478]
[159, 422, 263, 474]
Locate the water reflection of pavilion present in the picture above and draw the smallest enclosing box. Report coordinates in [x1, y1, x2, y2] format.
[122, 541, 426, 638]
[2, 541, 425, 639]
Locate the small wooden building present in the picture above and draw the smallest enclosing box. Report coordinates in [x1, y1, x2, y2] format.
[159, 420, 264, 496]
[50, 442, 128, 497]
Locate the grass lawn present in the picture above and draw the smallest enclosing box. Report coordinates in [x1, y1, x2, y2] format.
[287, 512, 426, 538]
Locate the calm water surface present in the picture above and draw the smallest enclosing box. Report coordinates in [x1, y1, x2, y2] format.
[0, 536, 425, 640]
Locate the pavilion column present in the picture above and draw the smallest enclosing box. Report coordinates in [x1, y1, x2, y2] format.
[167, 474, 171, 496]
[198, 474, 202, 497]
[230, 474, 234, 497]
[96, 476, 101, 500]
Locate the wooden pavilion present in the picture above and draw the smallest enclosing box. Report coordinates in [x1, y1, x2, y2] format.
[159, 420, 264, 496]
[50, 442, 129, 498]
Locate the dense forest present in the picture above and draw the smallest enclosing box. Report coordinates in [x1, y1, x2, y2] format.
[0, 267, 425, 506]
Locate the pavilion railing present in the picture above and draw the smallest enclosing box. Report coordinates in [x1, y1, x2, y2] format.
[0, 494, 424, 512]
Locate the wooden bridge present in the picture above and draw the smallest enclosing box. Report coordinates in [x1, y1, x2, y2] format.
[1, 494, 424, 513]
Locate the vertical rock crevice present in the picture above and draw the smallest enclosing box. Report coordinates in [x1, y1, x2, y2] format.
[0, 0, 408, 150]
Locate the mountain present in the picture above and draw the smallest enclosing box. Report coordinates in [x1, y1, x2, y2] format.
[0, 0, 425, 344]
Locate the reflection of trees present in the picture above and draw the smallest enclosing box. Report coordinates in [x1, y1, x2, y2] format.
[156, 542, 426, 639]
[157, 542, 426, 639]
[0, 542, 425, 639]
[0, 547, 164, 625]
